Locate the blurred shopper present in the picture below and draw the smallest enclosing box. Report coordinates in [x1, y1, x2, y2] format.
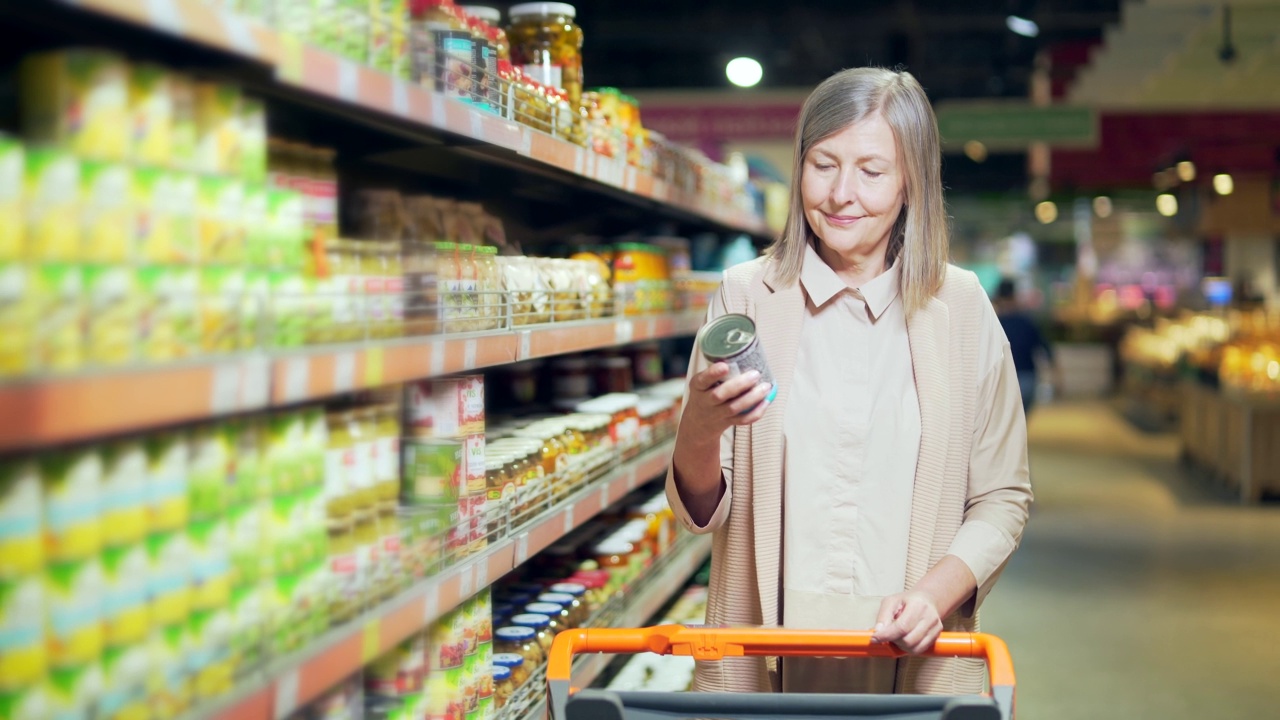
[994, 278, 1062, 416]
[667, 68, 1033, 696]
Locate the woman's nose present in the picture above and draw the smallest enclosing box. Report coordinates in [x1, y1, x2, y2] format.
[829, 168, 858, 207]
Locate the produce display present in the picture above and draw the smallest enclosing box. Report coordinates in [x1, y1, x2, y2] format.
[1120, 309, 1280, 394]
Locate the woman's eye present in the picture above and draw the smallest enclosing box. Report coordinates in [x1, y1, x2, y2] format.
[863, 169, 883, 179]
[814, 163, 835, 171]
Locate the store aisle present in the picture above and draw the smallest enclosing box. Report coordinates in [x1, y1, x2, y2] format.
[982, 402, 1280, 720]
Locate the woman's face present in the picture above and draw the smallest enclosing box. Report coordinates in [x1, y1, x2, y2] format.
[801, 113, 906, 264]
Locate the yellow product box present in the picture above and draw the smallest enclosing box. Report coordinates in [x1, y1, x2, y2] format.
[268, 270, 308, 350]
[144, 530, 190, 629]
[0, 263, 35, 379]
[197, 176, 244, 265]
[186, 518, 231, 613]
[188, 425, 230, 522]
[101, 543, 150, 648]
[227, 419, 265, 507]
[41, 448, 103, 563]
[0, 458, 42, 576]
[267, 188, 305, 271]
[193, 82, 242, 176]
[170, 73, 198, 174]
[198, 267, 244, 355]
[144, 433, 189, 534]
[83, 263, 140, 367]
[129, 64, 173, 168]
[263, 491, 306, 579]
[0, 683, 48, 720]
[133, 168, 174, 265]
[187, 604, 234, 700]
[81, 161, 134, 263]
[32, 263, 86, 373]
[20, 49, 129, 162]
[24, 149, 81, 262]
[169, 172, 198, 265]
[226, 502, 263, 590]
[136, 266, 180, 363]
[228, 582, 264, 673]
[45, 556, 106, 666]
[101, 442, 149, 547]
[264, 570, 306, 656]
[99, 644, 149, 720]
[146, 623, 190, 719]
[0, 575, 46, 689]
[0, 136, 22, 262]
[242, 183, 269, 270]
[239, 97, 267, 185]
[240, 270, 268, 351]
[45, 662, 103, 720]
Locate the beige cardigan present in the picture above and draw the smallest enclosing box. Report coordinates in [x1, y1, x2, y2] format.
[666, 256, 1034, 696]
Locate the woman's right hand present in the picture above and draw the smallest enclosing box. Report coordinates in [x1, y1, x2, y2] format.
[682, 363, 774, 442]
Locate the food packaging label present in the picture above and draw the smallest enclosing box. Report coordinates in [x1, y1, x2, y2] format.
[101, 442, 149, 547]
[0, 137, 23, 263]
[21, 50, 129, 161]
[46, 557, 107, 665]
[102, 543, 151, 647]
[24, 149, 80, 262]
[146, 433, 190, 533]
[128, 64, 173, 167]
[83, 264, 139, 367]
[146, 530, 192, 627]
[0, 459, 42, 577]
[42, 450, 103, 562]
[80, 161, 134, 263]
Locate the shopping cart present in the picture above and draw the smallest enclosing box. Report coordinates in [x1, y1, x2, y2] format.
[547, 625, 1016, 720]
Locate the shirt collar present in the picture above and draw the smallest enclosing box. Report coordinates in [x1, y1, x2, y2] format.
[799, 242, 901, 320]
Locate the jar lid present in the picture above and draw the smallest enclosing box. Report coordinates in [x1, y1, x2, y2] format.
[495, 626, 536, 641]
[637, 397, 672, 419]
[509, 2, 576, 19]
[549, 582, 586, 597]
[485, 459, 506, 472]
[460, 5, 501, 23]
[493, 665, 512, 682]
[538, 592, 576, 605]
[569, 571, 608, 589]
[510, 613, 551, 629]
[525, 602, 564, 615]
[493, 652, 526, 668]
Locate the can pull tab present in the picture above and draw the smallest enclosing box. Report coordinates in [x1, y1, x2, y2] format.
[724, 328, 753, 348]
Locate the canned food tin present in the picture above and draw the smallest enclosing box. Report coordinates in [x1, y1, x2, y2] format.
[699, 313, 777, 405]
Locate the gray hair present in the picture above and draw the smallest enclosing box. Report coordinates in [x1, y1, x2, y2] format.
[767, 67, 949, 315]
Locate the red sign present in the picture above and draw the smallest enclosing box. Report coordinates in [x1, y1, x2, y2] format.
[641, 103, 803, 143]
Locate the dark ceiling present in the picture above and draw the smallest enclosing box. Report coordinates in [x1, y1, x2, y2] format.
[564, 0, 1120, 102]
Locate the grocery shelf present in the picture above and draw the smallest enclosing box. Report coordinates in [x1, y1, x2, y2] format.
[0, 311, 703, 451]
[34, 0, 769, 239]
[505, 533, 713, 720]
[186, 439, 677, 720]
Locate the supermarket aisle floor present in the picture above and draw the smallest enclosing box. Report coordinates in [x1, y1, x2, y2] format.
[982, 401, 1280, 720]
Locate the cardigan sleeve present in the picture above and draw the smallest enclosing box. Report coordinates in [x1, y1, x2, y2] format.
[666, 275, 736, 535]
[949, 301, 1034, 617]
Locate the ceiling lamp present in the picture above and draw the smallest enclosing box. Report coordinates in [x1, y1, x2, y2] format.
[1156, 193, 1178, 217]
[1035, 200, 1058, 224]
[1176, 161, 1196, 182]
[1213, 173, 1234, 195]
[1093, 196, 1113, 219]
[1006, 16, 1040, 38]
[964, 141, 988, 163]
[726, 57, 763, 88]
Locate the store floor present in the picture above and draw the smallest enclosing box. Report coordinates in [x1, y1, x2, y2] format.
[982, 401, 1280, 720]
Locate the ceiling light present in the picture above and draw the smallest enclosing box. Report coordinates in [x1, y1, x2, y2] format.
[1214, 173, 1234, 195]
[1176, 161, 1196, 182]
[1035, 201, 1058, 224]
[1093, 196, 1113, 218]
[726, 57, 763, 88]
[964, 141, 988, 163]
[1156, 193, 1178, 217]
[1006, 16, 1040, 38]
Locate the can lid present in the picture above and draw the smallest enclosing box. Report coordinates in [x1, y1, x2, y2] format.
[493, 665, 512, 681]
[509, 2, 576, 19]
[525, 602, 564, 615]
[701, 314, 757, 359]
[538, 592, 576, 604]
[460, 5, 502, 24]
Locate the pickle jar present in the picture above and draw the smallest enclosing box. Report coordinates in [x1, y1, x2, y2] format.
[493, 652, 530, 687]
[525, 601, 573, 634]
[494, 626, 543, 668]
[538, 591, 586, 627]
[547, 583, 588, 619]
[567, 571, 608, 613]
[506, 3, 583, 108]
[493, 665, 514, 708]
[509, 613, 554, 656]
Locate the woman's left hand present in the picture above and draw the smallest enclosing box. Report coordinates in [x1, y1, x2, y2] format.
[871, 591, 944, 655]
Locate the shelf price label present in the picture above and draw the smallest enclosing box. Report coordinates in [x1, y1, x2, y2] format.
[614, 321, 634, 345]
[211, 363, 241, 414]
[273, 670, 300, 720]
[563, 502, 576, 534]
[392, 79, 411, 116]
[219, 11, 261, 57]
[430, 340, 445, 376]
[241, 355, 271, 408]
[458, 563, 474, 599]
[462, 340, 477, 370]
[518, 330, 532, 360]
[361, 620, 382, 663]
[337, 59, 360, 103]
[515, 533, 530, 566]
[423, 588, 440, 623]
[475, 556, 490, 589]
[282, 357, 310, 403]
[333, 352, 357, 393]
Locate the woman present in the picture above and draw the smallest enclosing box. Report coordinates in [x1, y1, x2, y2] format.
[666, 67, 1034, 696]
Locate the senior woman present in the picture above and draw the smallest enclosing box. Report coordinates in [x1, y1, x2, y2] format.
[666, 67, 1034, 696]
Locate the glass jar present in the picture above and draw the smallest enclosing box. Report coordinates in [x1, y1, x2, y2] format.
[374, 402, 402, 504]
[494, 626, 543, 668]
[509, 613, 554, 656]
[462, 7, 510, 59]
[592, 538, 634, 593]
[457, 243, 479, 331]
[551, 357, 591, 399]
[349, 408, 378, 514]
[493, 665, 514, 708]
[507, 3, 583, 108]
[525, 601, 573, 633]
[324, 410, 355, 519]
[401, 238, 437, 337]
[595, 355, 633, 394]
[437, 241, 461, 333]
[493, 652, 529, 687]
[475, 245, 502, 330]
[537, 591, 586, 627]
[568, 571, 608, 613]
[327, 517, 357, 624]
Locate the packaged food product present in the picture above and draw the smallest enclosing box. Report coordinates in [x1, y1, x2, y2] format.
[507, 613, 552, 655]
[194, 81, 242, 175]
[145, 433, 190, 535]
[0, 136, 22, 263]
[46, 555, 106, 665]
[198, 176, 245, 265]
[199, 266, 245, 354]
[24, 148, 80, 262]
[267, 188, 305, 271]
[525, 600, 573, 633]
[101, 441, 148, 548]
[240, 97, 268, 184]
[146, 623, 192, 718]
[20, 49, 129, 161]
[402, 438, 462, 506]
[99, 643, 149, 720]
[45, 662, 105, 720]
[0, 573, 45, 691]
[83, 264, 139, 366]
[700, 313, 777, 405]
[41, 449, 103, 563]
[188, 602, 234, 700]
[145, 527, 192, 629]
[406, 376, 486, 439]
[0, 459, 42, 578]
[102, 541, 150, 649]
[493, 626, 541, 668]
[129, 63, 173, 167]
[507, 3, 583, 107]
[0, 264, 32, 378]
[419, 2, 476, 101]
[538, 590, 586, 627]
[169, 171, 199, 265]
[595, 355, 633, 394]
